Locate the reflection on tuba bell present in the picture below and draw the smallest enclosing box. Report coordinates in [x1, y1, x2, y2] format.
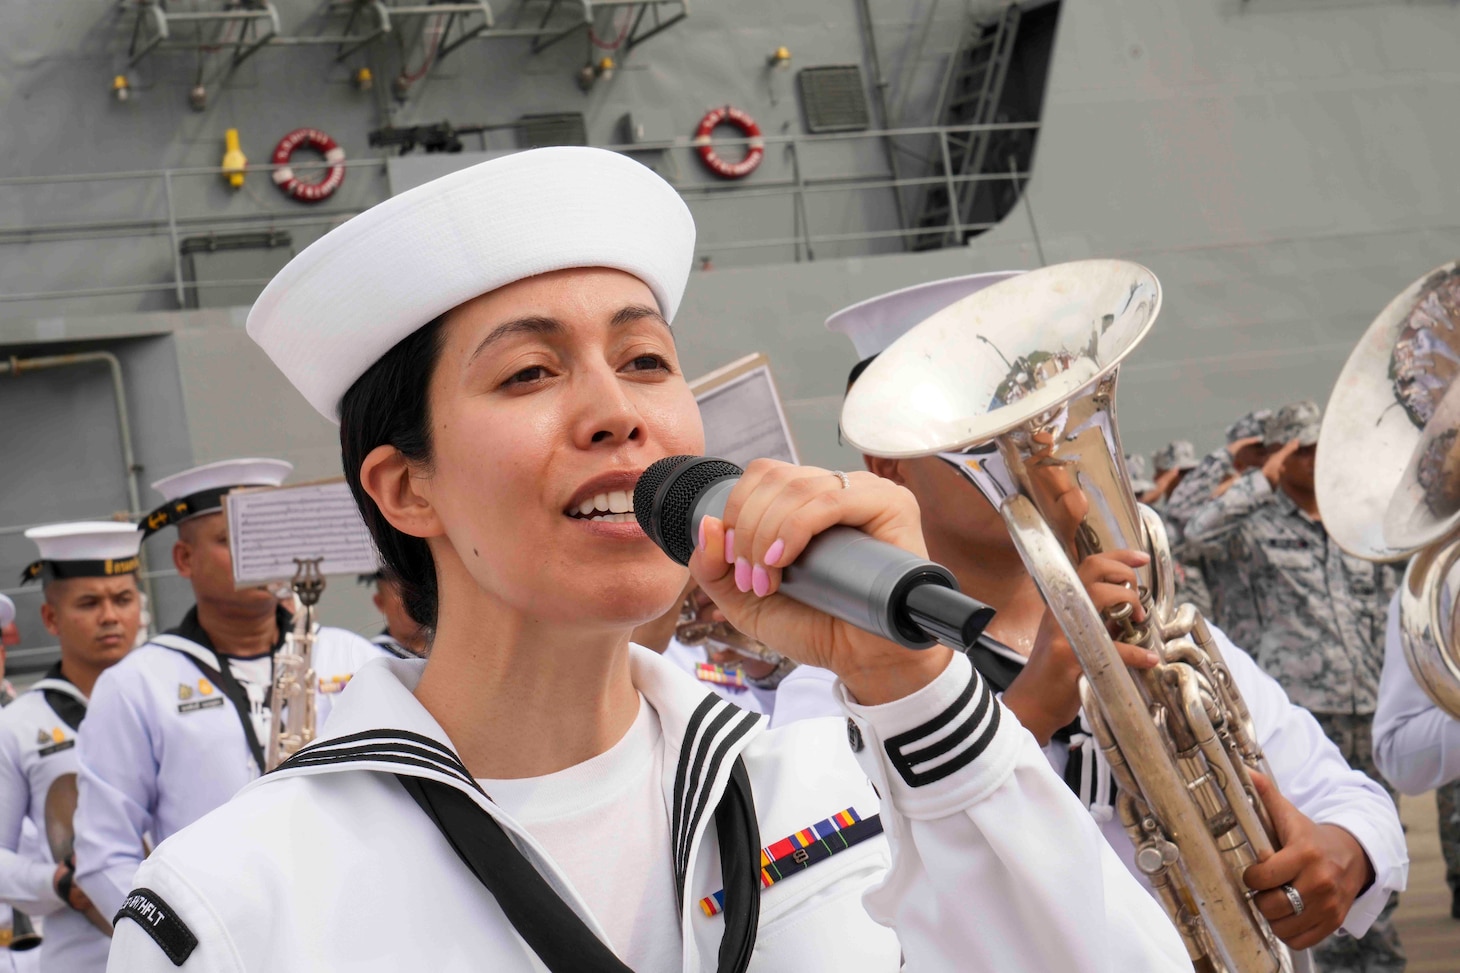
[842, 260, 1303, 973]
[267, 557, 323, 771]
[1316, 261, 1460, 718]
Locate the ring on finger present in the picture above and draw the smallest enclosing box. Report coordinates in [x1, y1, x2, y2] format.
[1281, 883, 1304, 917]
[832, 470, 850, 490]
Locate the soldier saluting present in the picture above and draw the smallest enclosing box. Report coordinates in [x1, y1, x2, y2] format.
[1185, 401, 1407, 971]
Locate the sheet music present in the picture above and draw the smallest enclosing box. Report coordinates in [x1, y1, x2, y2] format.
[696, 364, 800, 468]
[225, 479, 380, 587]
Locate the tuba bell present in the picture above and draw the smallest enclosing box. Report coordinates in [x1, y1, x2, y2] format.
[842, 259, 1303, 973]
[1316, 261, 1460, 718]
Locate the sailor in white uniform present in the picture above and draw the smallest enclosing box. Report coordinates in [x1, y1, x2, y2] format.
[358, 571, 428, 658]
[827, 273, 1409, 957]
[73, 460, 385, 923]
[107, 148, 1187, 972]
[1373, 591, 1460, 793]
[1, 523, 146, 972]
[0, 594, 39, 973]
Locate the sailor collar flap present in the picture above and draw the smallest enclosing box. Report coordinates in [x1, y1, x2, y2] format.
[252, 649, 766, 915]
[28, 677, 89, 710]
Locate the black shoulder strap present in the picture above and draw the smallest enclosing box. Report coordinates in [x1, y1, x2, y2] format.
[169, 650, 267, 773]
[396, 757, 760, 973]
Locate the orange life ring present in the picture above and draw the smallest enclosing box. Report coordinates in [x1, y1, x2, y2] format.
[693, 106, 763, 179]
[271, 128, 346, 203]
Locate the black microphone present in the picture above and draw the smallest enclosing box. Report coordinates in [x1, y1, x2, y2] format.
[634, 456, 995, 651]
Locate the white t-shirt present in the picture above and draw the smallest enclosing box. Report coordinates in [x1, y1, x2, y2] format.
[478, 695, 681, 972]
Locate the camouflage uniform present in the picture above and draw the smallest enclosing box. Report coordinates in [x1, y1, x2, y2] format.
[1186, 463, 1407, 972]
[1151, 441, 1212, 617]
[1168, 411, 1272, 651]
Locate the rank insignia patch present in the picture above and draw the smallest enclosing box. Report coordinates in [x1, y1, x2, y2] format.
[698, 807, 884, 917]
[36, 729, 50, 745]
[178, 684, 193, 701]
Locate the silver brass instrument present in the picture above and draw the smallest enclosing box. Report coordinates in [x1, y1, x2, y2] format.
[675, 588, 788, 666]
[1316, 261, 1460, 718]
[267, 557, 323, 771]
[842, 259, 1301, 973]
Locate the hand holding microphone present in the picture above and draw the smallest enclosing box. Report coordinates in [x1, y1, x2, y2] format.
[635, 457, 995, 705]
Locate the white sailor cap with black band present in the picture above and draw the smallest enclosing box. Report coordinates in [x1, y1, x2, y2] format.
[826, 271, 1024, 390]
[140, 458, 293, 538]
[246, 146, 696, 422]
[20, 521, 145, 586]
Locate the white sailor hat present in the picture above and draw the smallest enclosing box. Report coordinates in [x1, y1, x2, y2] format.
[247, 146, 697, 422]
[141, 458, 293, 537]
[826, 271, 1024, 378]
[0, 593, 14, 627]
[20, 521, 144, 586]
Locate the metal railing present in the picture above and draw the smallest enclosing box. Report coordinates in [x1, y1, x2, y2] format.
[0, 122, 1039, 309]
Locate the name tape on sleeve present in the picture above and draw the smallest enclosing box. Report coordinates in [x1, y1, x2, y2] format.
[115, 887, 199, 967]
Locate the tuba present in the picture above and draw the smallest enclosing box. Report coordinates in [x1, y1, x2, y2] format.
[266, 557, 323, 771]
[1316, 261, 1460, 717]
[842, 260, 1303, 973]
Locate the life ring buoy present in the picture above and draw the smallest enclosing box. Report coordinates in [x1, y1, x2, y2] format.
[271, 128, 346, 203]
[693, 106, 763, 179]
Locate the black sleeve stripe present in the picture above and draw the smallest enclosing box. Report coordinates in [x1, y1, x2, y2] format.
[115, 888, 198, 967]
[881, 666, 1003, 788]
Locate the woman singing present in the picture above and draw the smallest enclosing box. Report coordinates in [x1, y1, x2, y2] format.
[107, 148, 1185, 972]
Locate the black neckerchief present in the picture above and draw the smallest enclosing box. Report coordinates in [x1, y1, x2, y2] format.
[40, 663, 87, 732]
[162, 605, 291, 771]
[395, 757, 760, 973]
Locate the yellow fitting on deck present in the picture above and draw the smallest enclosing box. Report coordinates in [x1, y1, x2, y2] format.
[222, 128, 247, 190]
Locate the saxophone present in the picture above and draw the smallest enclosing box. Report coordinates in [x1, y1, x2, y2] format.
[266, 557, 323, 771]
[842, 260, 1303, 973]
[1316, 260, 1460, 718]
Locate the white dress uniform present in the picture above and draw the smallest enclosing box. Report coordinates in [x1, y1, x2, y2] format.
[73, 610, 385, 922]
[0, 672, 109, 972]
[108, 647, 1188, 971]
[1373, 591, 1460, 793]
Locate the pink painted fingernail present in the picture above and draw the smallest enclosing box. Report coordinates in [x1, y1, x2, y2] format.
[698, 519, 707, 550]
[765, 538, 785, 567]
[735, 557, 752, 592]
[752, 564, 770, 597]
[725, 529, 736, 563]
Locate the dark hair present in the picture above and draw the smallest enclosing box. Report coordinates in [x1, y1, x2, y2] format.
[339, 316, 448, 629]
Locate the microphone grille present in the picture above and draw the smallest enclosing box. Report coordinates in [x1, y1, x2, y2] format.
[634, 456, 743, 565]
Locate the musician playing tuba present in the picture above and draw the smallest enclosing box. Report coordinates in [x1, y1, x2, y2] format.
[834, 267, 1407, 972]
[1313, 261, 1460, 922]
[1, 522, 147, 972]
